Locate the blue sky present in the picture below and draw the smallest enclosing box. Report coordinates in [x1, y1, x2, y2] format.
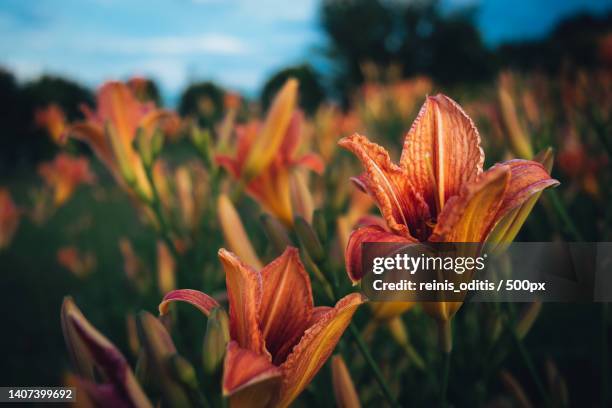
[1, 0, 610, 103]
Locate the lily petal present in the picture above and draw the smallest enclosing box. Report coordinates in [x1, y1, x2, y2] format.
[277, 293, 365, 408]
[490, 159, 559, 222]
[243, 79, 298, 179]
[223, 341, 282, 408]
[430, 165, 510, 243]
[97, 82, 141, 146]
[339, 133, 429, 239]
[61, 297, 152, 408]
[159, 289, 220, 317]
[487, 157, 559, 250]
[345, 225, 417, 283]
[69, 123, 116, 173]
[259, 247, 313, 365]
[400, 95, 484, 214]
[218, 249, 267, 355]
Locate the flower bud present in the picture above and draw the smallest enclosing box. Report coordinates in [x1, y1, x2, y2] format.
[202, 307, 230, 373]
[136, 311, 191, 407]
[515, 301, 542, 340]
[331, 355, 361, 408]
[312, 209, 328, 244]
[106, 122, 136, 185]
[190, 125, 214, 169]
[294, 216, 325, 263]
[260, 213, 293, 255]
[217, 194, 263, 269]
[289, 171, 315, 223]
[157, 241, 176, 295]
[498, 74, 533, 159]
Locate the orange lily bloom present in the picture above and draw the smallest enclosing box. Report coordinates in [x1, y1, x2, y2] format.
[216, 79, 324, 226]
[35, 104, 67, 145]
[159, 247, 364, 408]
[340, 94, 558, 323]
[38, 154, 95, 206]
[57, 246, 96, 278]
[68, 81, 176, 199]
[0, 188, 20, 249]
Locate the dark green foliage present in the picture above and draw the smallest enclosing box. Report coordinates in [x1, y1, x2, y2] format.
[178, 81, 225, 129]
[261, 64, 325, 115]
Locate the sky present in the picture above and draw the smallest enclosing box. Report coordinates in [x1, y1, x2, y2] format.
[0, 0, 610, 103]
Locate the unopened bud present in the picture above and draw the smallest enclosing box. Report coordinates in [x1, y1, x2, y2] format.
[289, 171, 314, 223]
[190, 125, 213, 169]
[260, 214, 293, 254]
[294, 216, 325, 263]
[331, 355, 361, 408]
[515, 301, 542, 340]
[202, 307, 230, 373]
[312, 209, 328, 244]
[168, 354, 199, 390]
[217, 194, 263, 269]
[534, 147, 554, 173]
[106, 122, 136, 185]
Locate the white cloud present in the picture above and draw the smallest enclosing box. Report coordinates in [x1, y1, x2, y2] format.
[93, 33, 251, 56]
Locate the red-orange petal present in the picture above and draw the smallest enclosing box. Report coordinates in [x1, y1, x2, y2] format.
[277, 293, 365, 408]
[490, 159, 559, 222]
[218, 249, 267, 355]
[339, 133, 429, 239]
[345, 225, 417, 283]
[400, 94, 484, 214]
[158, 289, 220, 317]
[259, 247, 313, 365]
[430, 165, 510, 243]
[222, 341, 282, 408]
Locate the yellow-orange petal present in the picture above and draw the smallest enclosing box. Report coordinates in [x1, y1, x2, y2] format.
[243, 79, 298, 180]
[259, 247, 313, 365]
[218, 249, 267, 355]
[223, 341, 282, 408]
[339, 133, 429, 239]
[430, 165, 510, 243]
[345, 225, 417, 283]
[97, 81, 141, 146]
[400, 94, 484, 213]
[370, 302, 414, 321]
[158, 289, 220, 316]
[217, 194, 263, 269]
[277, 293, 365, 408]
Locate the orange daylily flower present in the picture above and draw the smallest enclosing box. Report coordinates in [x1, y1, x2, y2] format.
[216, 79, 324, 226]
[38, 154, 95, 206]
[159, 248, 364, 408]
[340, 94, 559, 323]
[35, 103, 67, 145]
[0, 188, 20, 249]
[57, 246, 96, 278]
[68, 81, 177, 199]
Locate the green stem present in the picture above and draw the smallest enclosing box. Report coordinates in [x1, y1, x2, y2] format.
[547, 189, 584, 241]
[144, 164, 180, 260]
[440, 351, 451, 408]
[602, 302, 609, 407]
[349, 324, 399, 407]
[508, 321, 551, 406]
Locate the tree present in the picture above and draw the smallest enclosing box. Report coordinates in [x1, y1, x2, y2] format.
[261, 64, 325, 115]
